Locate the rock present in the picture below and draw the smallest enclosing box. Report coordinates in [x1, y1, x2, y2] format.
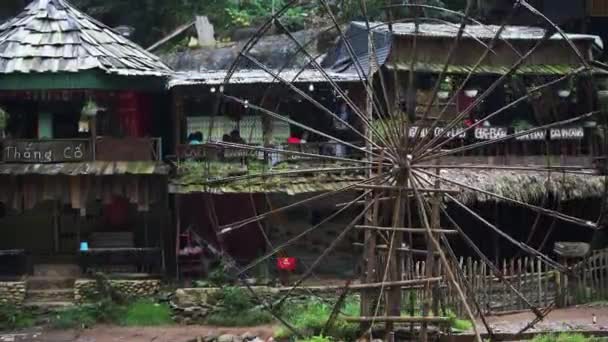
[241, 332, 255, 341]
[204, 335, 218, 342]
[217, 334, 237, 342]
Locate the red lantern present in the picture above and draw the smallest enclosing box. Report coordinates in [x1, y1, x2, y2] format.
[277, 257, 297, 272]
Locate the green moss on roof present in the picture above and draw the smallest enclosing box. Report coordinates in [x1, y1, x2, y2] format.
[170, 160, 366, 195]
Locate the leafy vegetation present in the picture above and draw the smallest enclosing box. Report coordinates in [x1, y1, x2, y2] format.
[205, 286, 274, 326]
[0, 304, 35, 331]
[531, 333, 603, 342]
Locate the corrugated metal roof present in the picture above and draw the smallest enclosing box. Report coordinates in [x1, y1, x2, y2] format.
[168, 69, 363, 88]
[0, 161, 169, 175]
[0, 0, 172, 76]
[355, 22, 603, 48]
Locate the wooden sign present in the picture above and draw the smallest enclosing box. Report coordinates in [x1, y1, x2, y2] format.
[2, 140, 90, 163]
[474, 127, 508, 140]
[550, 127, 584, 140]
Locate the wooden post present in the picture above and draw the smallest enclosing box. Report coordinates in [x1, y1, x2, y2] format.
[175, 195, 181, 280]
[173, 91, 184, 153]
[90, 115, 97, 161]
[144, 211, 149, 248]
[53, 200, 60, 253]
[360, 22, 379, 335]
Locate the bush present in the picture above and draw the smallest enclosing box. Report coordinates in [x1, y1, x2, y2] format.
[51, 306, 99, 329]
[204, 287, 274, 327]
[121, 299, 173, 326]
[0, 304, 35, 331]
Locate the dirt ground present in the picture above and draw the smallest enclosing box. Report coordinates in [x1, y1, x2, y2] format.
[477, 305, 608, 334]
[0, 325, 277, 342]
[3, 305, 608, 342]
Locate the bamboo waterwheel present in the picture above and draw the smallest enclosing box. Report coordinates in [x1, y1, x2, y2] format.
[197, 1, 608, 341]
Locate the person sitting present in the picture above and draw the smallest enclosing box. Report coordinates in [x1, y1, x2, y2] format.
[187, 131, 203, 145]
[229, 129, 245, 144]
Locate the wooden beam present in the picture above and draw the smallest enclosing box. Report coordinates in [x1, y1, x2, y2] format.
[277, 278, 443, 292]
[355, 225, 459, 235]
[147, 21, 195, 51]
[344, 316, 451, 323]
[353, 243, 441, 255]
[355, 185, 459, 194]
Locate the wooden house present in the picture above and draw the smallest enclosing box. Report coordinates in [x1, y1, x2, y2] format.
[168, 68, 370, 278]
[324, 21, 608, 260]
[0, 0, 172, 284]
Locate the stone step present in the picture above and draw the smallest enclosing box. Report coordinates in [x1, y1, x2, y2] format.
[23, 300, 75, 310]
[27, 289, 74, 302]
[33, 264, 80, 278]
[27, 277, 76, 290]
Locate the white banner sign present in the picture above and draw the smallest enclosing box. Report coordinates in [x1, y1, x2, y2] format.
[515, 129, 547, 141]
[474, 127, 508, 140]
[550, 127, 585, 140]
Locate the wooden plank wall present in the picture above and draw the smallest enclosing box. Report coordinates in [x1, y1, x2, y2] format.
[588, 0, 608, 17]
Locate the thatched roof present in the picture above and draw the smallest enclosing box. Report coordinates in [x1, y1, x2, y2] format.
[429, 169, 606, 204]
[170, 161, 606, 203]
[0, 0, 171, 76]
[169, 161, 366, 195]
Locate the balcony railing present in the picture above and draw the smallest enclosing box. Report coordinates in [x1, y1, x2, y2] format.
[176, 125, 603, 170]
[1, 137, 162, 163]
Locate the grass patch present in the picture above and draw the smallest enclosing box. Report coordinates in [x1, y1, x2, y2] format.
[205, 309, 274, 327]
[531, 333, 602, 342]
[296, 336, 333, 342]
[121, 299, 173, 326]
[51, 299, 174, 329]
[275, 296, 360, 341]
[0, 304, 35, 331]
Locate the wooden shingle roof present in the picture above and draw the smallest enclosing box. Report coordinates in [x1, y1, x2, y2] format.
[0, 0, 171, 76]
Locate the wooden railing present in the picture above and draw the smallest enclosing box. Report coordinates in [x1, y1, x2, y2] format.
[401, 249, 608, 317]
[0, 137, 163, 163]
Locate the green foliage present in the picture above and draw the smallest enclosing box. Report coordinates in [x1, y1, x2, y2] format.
[121, 299, 173, 326]
[531, 333, 602, 342]
[208, 262, 232, 286]
[0, 304, 35, 331]
[276, 296, 360, 341]
[297, 336, 333, 342]
[205, 287, 274, 327]
[224, 0, 309, 31]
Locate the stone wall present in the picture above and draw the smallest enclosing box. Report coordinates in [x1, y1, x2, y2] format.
[74, 279, 161, 303]
[0, 281, 26, 306]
